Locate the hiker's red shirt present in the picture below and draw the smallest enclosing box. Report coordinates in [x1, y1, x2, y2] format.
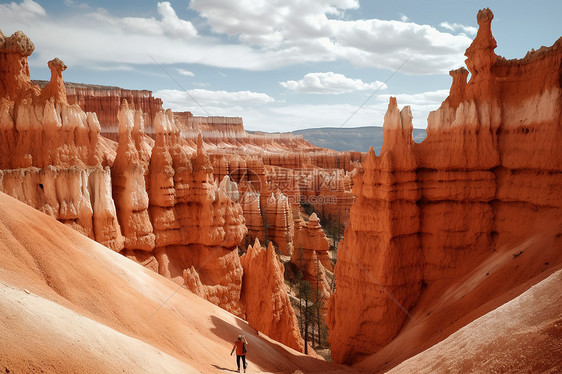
[234, 341, 245, 355]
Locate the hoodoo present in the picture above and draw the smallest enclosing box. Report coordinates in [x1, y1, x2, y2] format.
[0, 30, 123, 251]
[328, 8, 562, 365]
[241, 239, 305, 352]
[1, 5, 561, 372]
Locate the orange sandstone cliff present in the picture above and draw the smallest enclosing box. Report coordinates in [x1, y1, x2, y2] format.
[328, 8, 562, 365]
[112, 100, 155, 252]
[0, 30, 249, 318]
[0, 30, 123, 251]
[240, 239, 305, 352]
[291, 213, 332, 300]
[157, 133, 248, 316]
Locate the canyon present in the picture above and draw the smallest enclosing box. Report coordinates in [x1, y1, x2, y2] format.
[0, 26, 350, 354]
[1, 7, 561, 373]
[328, 8, 562, 369]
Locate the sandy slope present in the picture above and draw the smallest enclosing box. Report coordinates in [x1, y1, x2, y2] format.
[2, 187, 560, 373]
[356, 208, 562, 373]
[388, 269, 562, 373]
[0, 191, 359, 374]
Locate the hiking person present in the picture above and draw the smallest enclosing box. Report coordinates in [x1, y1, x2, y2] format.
[230, 334, 248, 373]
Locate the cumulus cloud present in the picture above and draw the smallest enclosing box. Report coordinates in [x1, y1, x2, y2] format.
[266, 90, 448, 131]
[156, 87, 446, 132]
[328, 19, 471, 73]
[156, 2, 198, 38]
[64, 0, 89, 9]
[156, 88, 275, 112]
[0, 0, 474, 74]
[177, 68, 195, 77]
[376, 89, 449, 106]
[280, 72, 386, 94]
[190, 0, 359, 44]
[92, 2, 197, 39]
[242, 95, 441, 132]
[439, 22, 477, 36]
[0, 1, 272, 71]
[0, 0, 45, 24]
[190, 0, 472, 74]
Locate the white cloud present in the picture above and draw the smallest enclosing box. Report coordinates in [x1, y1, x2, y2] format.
[64, 0, 89, 9]
[91, 2, 197, 39]
[190, 0, 359, 44]
[280, 72, 386, 94]
[376, 89, 449, 106]
[0, 0, 45, 24]
[0, 1, 474, 74]
[156, 87, 447, 132]
[328, 19, 471, 73]
[439, 22, 477, 36]
[400, 14, 409, 22]
[0, 1, 273, 71]
[190, 0, 473, 74]
[156, 2, 198, 38]
[241, 98, 436, 133]
[177, 68, 194, 77]
[156, 88, 275, 112]
[86, 64, 134, 72]
[253, 91, 445, 131]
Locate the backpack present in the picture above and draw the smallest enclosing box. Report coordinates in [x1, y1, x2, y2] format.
[243, 343, 247, 354]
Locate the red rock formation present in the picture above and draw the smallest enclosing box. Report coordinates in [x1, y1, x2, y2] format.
[305, 168, 354, 229]
[185, 115, 246, 135]
[263, 190, 294, 255]
[291, 213, 332, 316]
[0, 30, 37, 102]
[328, 101, 423, 364]
[0, 30, 123, 251]
[64, 83, 163, 140]
[40, 58, 67, 104]
[112, 100, 155, 251]
[37, 77, 362, 254]
[240, 239, 305, 352]
[328, 8, 562, 365]
[265, 165, 354, 234]
[239, 190, 265, 246]
[292, 213, 332, 272]
[0, 29, 355, 342]
[148, 109, 187, 249]
[152, 132, 247, 316]
[178, 243, 245, 316]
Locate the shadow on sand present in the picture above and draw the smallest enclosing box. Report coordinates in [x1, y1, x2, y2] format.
[211, 364, 240, 372]
[209, 315, 354, 373]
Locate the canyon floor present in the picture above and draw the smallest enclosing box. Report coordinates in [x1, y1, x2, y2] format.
[2, 187, 561, 373]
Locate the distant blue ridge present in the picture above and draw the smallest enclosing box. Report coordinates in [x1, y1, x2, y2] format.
[292, 126, 426, 153]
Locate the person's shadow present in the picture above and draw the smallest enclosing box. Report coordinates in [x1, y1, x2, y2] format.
[210, 364, 239, 372]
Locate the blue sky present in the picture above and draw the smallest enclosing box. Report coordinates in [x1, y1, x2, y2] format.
[1, 0, 560, 131]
